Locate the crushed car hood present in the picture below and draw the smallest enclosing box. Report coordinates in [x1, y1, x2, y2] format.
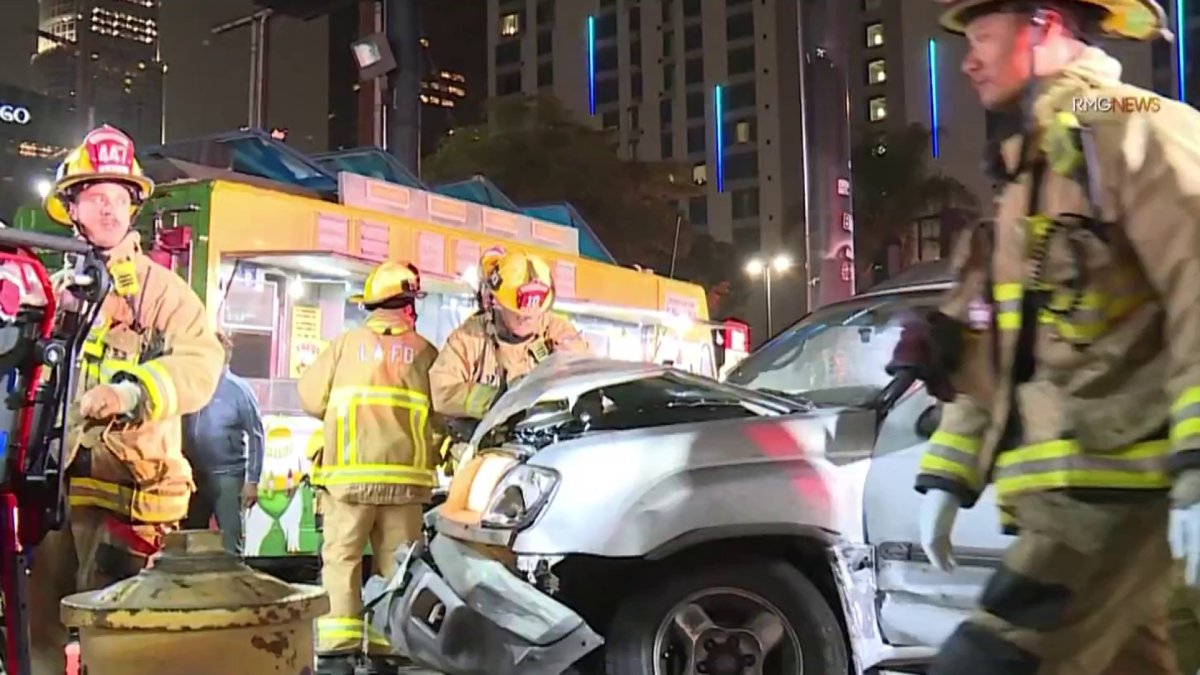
[470, 353, 683, 447]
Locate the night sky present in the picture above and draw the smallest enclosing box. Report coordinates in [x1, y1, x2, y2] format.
[0, 0, 331, 152]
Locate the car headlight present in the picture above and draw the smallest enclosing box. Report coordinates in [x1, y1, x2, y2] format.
[480, 464, 560, 529]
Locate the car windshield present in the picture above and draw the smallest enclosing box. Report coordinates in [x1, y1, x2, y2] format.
[725, 289, 942, 407]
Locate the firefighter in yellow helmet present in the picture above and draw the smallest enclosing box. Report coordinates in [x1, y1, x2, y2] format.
[299, 260, 438, 675]
[28, 124, 223, 674]
[890, 1, 1200, 673]
[430, 250, 590, 419]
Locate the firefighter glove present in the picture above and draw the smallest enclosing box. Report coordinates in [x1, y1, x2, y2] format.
[1169, 469, 1200, 588]
[79, 381, 142, 419]
[886, 310, 964, 403]
[919, 488, 961, 572]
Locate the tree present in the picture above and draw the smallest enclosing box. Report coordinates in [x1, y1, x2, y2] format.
[424, 94, 696, 269]
[852, 123, 979, 284]
[671, 231, 750, 318]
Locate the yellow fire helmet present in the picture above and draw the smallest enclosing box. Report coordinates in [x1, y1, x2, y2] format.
[350, 260, 426, 305]
[487, 251, 556, 315]
[45, 125, 155, 226]
[935, 0, 1168, 40]
[479, 245, 507, 283]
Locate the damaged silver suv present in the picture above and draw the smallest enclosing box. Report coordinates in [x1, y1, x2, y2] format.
[367, 263, 1013, 675]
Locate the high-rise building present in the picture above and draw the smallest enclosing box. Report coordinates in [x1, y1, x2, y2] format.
[328, 0, 486, 155]
[486, 0, 858, 327]
[0, 83, 77, 222]
[844, 0, 1155, 279]
[1152, 0, 1199, 103]
[33, 0, 165, 144]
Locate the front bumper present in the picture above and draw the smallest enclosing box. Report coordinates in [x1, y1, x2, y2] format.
[367, 534, 603, 675]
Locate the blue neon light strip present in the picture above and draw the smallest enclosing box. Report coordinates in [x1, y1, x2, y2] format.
[927, 39, 940, 158]
[714, 84, 725, 192]
[587, 15, 597, 115]
[1177, 0, 1187, 101]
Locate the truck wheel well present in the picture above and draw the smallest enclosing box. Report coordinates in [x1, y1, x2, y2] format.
[552, 535, 852, 666]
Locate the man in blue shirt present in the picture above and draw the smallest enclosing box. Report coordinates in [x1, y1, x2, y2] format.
[182, 333, 265, 554]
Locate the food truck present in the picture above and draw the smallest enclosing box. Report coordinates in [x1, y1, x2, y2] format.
[14, 131, 731, 563]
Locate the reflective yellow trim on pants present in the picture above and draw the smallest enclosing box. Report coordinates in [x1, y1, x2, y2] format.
[919, 430, 982, 489]
[993, 438, 1171, 498]
[316, 385, 435, 488]
[67, 477, 190, 524]
[316, 616, 391, 655]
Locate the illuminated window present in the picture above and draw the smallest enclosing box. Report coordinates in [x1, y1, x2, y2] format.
[866, 23, 884, 47]
[869, 96, 887, 122]
[867, 59, 887, 84]
[692, 162, 707, 185]
[734, 120, 753, 143]
[501, 12, 521, 36]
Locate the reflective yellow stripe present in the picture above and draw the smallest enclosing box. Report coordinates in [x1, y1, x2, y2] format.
[67, 477, 189, 523]
[465, 383, 496, 417]
[310, 463, 438, 487]
[1170, 387, 1200, 446]
[994, 283, 1022, 302]
[319, 385, 434, 489]
[920, 430, 982, 486]
[118, 361, 177, 421]
[993, 438, 1170, 497]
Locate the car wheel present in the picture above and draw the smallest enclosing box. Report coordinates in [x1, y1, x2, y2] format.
[604, 558, 848, 675]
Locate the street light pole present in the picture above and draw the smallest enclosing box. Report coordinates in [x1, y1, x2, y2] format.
[212, 8, 275, 130]
[745, 253, 792, 340]
[764, 268, 773, 336]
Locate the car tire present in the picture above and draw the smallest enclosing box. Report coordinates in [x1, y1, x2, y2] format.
[604, 557, 848, 675]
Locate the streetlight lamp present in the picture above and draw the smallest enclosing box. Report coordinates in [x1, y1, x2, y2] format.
[745, 253, 793, 336]
[34, 179, 51, 199]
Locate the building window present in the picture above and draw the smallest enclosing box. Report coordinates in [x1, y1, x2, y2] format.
[500, 12, 521, 37]
[684, 24, 703, 51]
[597, 78, 619, 105]
[692, 162, 707, 185]
[662, 0, 673, 23]
[661, 131, 673, 158]
[728, 46, 754, 76]
[602, 110, 620, 129]
[663, 31, 674, 58]
[725, 151, 758, 181]
[686, 91, 705, 118]
[631, 39, 642, 67]
[538, 30, 552, 55]
[727, 11, 754, 40]
[869, 96, 888, 121]
[496, 41, 521, 65]
[497, 71, 522, 95]
[537, 0, 554, 24]
[538, 62, 554, 87]
[685, 57, 703, 84]
[663, 65, 675, 92]
[733, 227, 759, 254]
[734, 119, 754, 143]
[632, 72, 643, 99]
[596, 45, 618, 71]
[731, 187, 759, 219]
[683, 0, 702, 17]
[726, 81, 756, 110]
[866, 23, 884, 47]
[689, 195, 708, 226]
[863, 0, 882, 10]
[630, 6, 641, 33]
[660, 99, 672, 123]
[867, 59, 887, 84]
[687, 125, 705, 154]
[597, 13, 617, 39]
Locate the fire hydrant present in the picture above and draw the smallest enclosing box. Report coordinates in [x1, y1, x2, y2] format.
[61, 529, 329, 675]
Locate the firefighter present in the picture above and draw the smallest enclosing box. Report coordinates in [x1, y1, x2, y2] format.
[889, 1, 1200, 672]
[29, 125, 224, 673]
[299, 260, 438, 675]
[430, 250, 590, 419]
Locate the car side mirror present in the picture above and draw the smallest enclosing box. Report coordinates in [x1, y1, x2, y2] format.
[916, 404, 941, 439]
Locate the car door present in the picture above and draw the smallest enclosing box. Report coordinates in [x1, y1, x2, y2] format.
[863, 384, 1014, 648]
